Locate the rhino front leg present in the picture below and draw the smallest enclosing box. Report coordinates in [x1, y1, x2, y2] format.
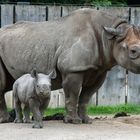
[29, 99, 43, 128]
[0, 93, 11, 123]
[23, 105, 31, 123]
[62, 73, 83, 124]
[40, 97, 50, 116]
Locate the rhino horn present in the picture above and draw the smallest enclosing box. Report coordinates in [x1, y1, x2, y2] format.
[48, 69, 57, 79]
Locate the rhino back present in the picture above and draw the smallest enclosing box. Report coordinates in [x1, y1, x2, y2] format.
[0, 21, 58, 79]
[0, 9, 124, 79]
[14, 74, 35, 103]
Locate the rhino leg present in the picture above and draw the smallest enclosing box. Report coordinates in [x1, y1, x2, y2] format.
[40, 97, 50, 116]
[0, 94, 11, 123]
[0, 58, 14, 123]
[14, 96, 23, 123]
[78, 87, 95, 124]
[62, 73, 83, 124]
[29, 99, 43, 128]
[23, 105, 31, 123]
[78, 72, 107, 124]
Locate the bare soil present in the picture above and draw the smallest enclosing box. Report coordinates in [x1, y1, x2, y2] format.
[1, 115, 140, 140]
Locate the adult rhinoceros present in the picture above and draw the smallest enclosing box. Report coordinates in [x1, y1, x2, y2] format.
[0, 8, 140, 124]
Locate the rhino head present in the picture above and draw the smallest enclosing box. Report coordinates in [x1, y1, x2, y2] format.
[31, 69, 56, 97]
[104, 24, 140, 74]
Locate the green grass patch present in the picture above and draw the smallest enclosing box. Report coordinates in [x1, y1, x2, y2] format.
[44, 108, 65, 116]
[44, 104, 140, 116]
[8, 104, 140, 116]
[87, 104, 140, 115]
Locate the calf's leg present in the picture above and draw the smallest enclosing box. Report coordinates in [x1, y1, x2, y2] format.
[29, 99, 43, 128]
[14, 96, 23, 123]
[23, 105, 31, 123]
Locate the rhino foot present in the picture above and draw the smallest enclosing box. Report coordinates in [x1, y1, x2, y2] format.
[23, 118, 32, 123]
[63, 115, 82, 124]
[32, 122, 43, 129]
[14, 118, 23, 123]
[81, 116, 93, 124]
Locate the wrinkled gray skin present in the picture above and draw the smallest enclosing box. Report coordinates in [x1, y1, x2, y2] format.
[13, 69, 55, 128]
[1, 8, 140, 124]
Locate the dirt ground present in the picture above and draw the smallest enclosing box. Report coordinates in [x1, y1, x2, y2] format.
[1, 115, 140, 140]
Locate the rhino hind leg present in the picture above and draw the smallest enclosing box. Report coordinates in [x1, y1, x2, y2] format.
[78, 87, 95, 124]
[78, 72, 107, 124]
[0, 94, 11, 123]
[0, 58, 15, 123]
[14, 95, 23, 123]
[62, 73, 83, 124]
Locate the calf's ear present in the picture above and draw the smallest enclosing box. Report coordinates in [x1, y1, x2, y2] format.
[49, 69, 57, 79]
[31, 68, 38, 78]
[103, 26, 122, 39]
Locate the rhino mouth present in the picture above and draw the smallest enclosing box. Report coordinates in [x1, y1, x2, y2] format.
[39, 92, 50, 97]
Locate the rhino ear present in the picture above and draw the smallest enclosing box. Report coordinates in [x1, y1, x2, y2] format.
[31, 68, 38, 79]
[103, 26, 122, 39]
[48, 69, 57, 79]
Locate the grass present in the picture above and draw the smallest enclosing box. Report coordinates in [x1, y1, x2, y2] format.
[44, 104, 140, 116]
[44, 108, 65, 116]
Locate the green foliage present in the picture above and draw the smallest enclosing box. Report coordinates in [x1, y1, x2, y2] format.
[0, 0, 127, 6]
[31, 0, 85, 4]
[90, 0, 127, 7]
[91, 0, 112, 7]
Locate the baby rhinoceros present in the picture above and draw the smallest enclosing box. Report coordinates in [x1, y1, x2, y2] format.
[13, 69, 56, 128]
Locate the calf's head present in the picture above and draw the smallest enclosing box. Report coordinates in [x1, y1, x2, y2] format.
[31, 69, 56, 97]
[104, 24, 140, 73]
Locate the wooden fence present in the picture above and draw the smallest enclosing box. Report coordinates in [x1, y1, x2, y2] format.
[1, 4, 140, 108]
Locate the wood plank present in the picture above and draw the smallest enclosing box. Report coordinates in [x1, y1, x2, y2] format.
[1, 5, 14, 26]
[47, 6, 61, 20]
[62, 6, 96, 17]
[15, 5, 46, 22]
[5, 91, 14, 109]
[130, 7, 140, 26]
[58, 89, 65, 107]
[98, 66, 126, 105]
[128, 72, 140, 104]
[99, 7, 129, 21]
[127, 7, 140, 104]
[62, 6, 81, 17]
[48, 91, 59, 108]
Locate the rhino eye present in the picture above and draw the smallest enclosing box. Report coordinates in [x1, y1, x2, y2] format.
[129, 47, 139, 59]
